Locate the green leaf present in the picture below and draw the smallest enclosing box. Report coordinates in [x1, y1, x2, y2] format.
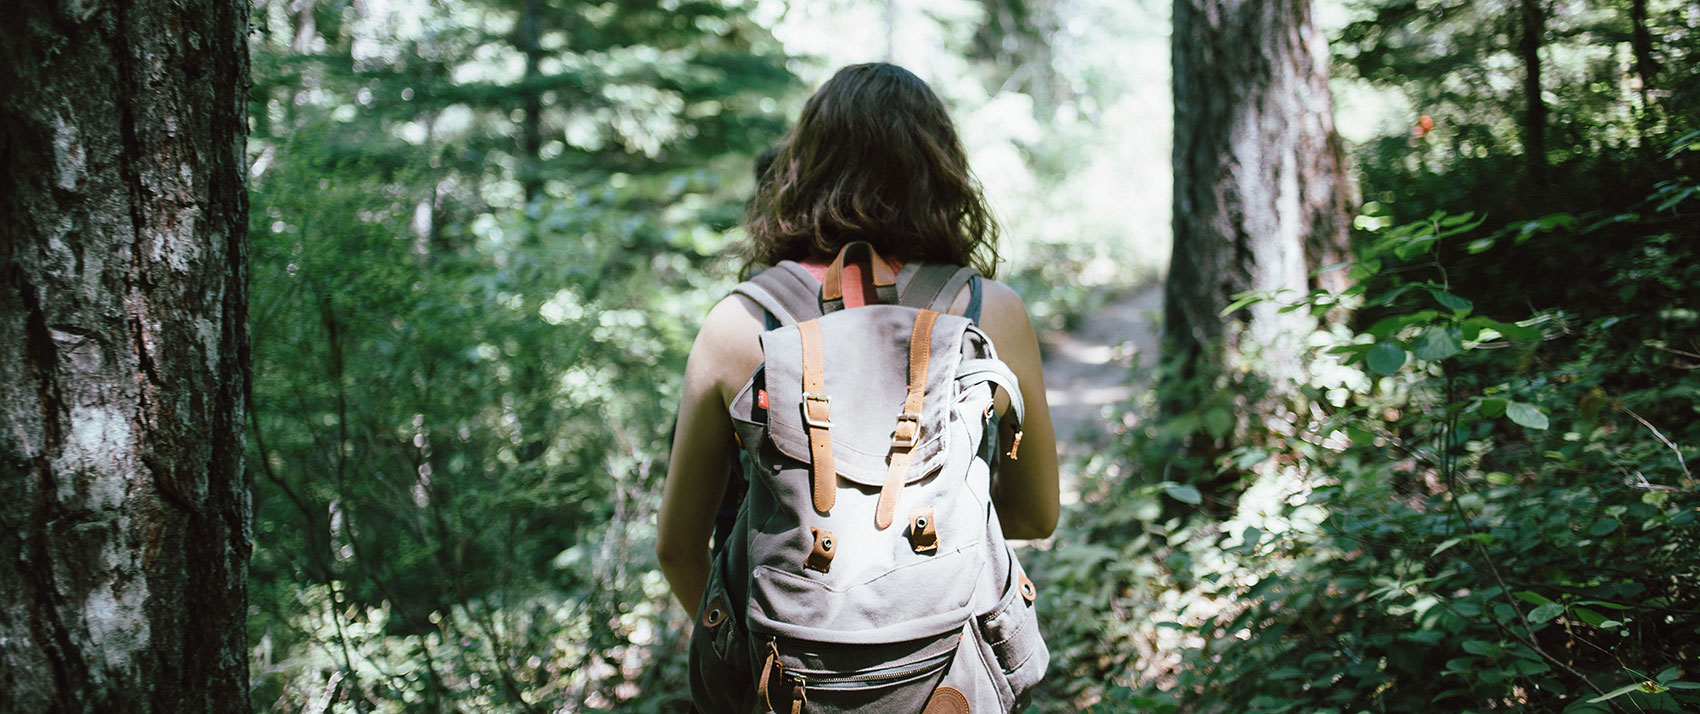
[1462, 639, 1496, 655]
[1430, 289, 1474, 315]
[1575, 600, 1634, 610]
[1413, 327, 1462, 361]
[1478, 398, 1509, 418]
[1667, 682, 1700, 690]
[1489, 319, 1543, 341]
[1515, 591, 1557, 607]
[1367, 342, 1408, 376]
[1656, 666, 1683, 684]
[1164, 484, 1203, 505]
[1506, 402, 1550, 430]
[1588, 518, 1619, 537]
[1513, 659, 1551, 676]
[1365, 311, 1431, 338]
[1202, 407, 1234, 440]
[1528, 603, 1564, 624]
[1572, 607, 1610, 627]
[1439, 212, 1476, 227]
[1219, 292, 1263, 317]
[1236, 448, 1269, 469]
[1589, 683, 1644, 702]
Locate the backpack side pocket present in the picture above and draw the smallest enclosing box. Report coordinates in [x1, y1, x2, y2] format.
[689, 571, 754, 713]
[973, 556, 1049, 707]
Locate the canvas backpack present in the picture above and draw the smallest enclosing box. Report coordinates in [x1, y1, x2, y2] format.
[689, 242, 1049, 714]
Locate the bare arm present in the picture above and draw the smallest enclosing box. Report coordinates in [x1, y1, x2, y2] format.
[656, 296, 764, 615]
[972, 280, 1061, 540]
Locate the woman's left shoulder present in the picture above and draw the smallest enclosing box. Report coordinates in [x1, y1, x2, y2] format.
[968, 277, 1038, 344]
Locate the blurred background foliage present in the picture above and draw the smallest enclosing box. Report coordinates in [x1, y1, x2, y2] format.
[1031, 0, 1700, 711]
[245, 0, 1697, 711]
[246, 0, 1166, 710]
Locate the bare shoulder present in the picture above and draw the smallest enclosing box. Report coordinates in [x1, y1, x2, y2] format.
[688, 293, 768, 405]
[972, 278, 1040, 350]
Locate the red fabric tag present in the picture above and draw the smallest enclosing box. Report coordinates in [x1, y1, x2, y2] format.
[757, 389, 769, 409]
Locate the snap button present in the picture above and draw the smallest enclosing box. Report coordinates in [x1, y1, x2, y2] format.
[805, 527, 836, 573]
[909, 506, 938, 553]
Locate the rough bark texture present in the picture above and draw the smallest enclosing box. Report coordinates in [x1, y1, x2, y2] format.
[0, 1, 251, 712]
[1165, 0, 1351, 398]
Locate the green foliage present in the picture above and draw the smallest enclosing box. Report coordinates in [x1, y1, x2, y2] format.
[1027, 129, 1699, 710]
[243, 0, 1169, 710]
[246, 1, 788, 710]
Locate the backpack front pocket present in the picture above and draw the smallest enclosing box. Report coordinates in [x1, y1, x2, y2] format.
[761, 631, 958, 714]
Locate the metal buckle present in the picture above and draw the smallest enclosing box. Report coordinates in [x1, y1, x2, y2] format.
[891, 413, 922, 449]
[802, 392, 833, 429]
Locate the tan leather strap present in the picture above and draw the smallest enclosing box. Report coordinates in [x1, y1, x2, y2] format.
[758, 641, 782, 712]
[876, 310, 938, 530]
[798, 319, 835, 514]
[821, 241, 898, 307]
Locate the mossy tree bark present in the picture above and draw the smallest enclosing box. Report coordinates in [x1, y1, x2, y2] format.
[1164, 0, 1351, 505]
[0, 1, 251, 711]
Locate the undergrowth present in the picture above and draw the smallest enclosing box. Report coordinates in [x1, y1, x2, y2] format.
[1025, 138, 1700, 713]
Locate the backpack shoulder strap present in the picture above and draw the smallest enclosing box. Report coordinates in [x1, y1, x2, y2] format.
[900, 264, 981, 321]
[732, 261, 824, 326]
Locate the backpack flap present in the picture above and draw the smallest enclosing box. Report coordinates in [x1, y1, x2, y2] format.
[758, 305, 968, 490]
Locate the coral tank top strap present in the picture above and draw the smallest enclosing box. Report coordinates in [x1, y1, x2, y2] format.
[796, 256, 904, 309]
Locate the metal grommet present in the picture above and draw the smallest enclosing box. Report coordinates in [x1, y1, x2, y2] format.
[820, 536, 833, 551]
[915, 516, 928, 530]
[984, 403, 995, 419]
[705, 606, 725, 627]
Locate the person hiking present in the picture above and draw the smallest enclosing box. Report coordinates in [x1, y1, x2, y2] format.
[658, 62, 1059, 713]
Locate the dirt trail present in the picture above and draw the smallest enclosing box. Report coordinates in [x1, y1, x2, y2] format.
[1039, 284, 1164, 503]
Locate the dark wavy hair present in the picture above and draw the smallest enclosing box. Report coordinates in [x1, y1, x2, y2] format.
[742, 63, 1000, 278]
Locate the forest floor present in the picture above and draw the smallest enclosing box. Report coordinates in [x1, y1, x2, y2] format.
[1039, 282, 1164, 506]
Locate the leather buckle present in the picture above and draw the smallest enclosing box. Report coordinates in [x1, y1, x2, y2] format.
[802, 392, 832, 429]
[891, 413, 922, 449]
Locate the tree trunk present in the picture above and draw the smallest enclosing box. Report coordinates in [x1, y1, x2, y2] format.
[0, 1, 251, 712]
[1520, 0, 1548, 186]
[518, 0, 546, 205]
[1164, 0, 1351, 493]
[1629, 0, 1659, 86]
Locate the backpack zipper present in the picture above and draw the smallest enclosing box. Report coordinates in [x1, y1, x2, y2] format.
[779, 648, 955, 691]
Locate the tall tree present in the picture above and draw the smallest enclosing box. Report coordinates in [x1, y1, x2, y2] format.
[1164, 0, 1351, 494]
[1519, 0, 1548, 185]
[0, 1, 251, 711]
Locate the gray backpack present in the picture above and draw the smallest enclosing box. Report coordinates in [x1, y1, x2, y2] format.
[689, 242, 1048, 714]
